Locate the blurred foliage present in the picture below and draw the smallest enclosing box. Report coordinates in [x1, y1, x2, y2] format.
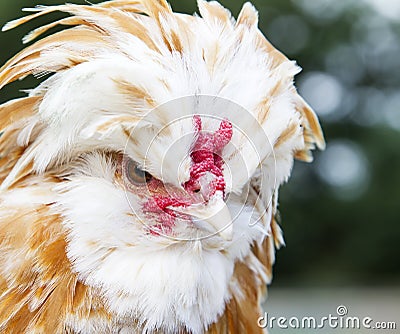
[0, 0, 399, 287]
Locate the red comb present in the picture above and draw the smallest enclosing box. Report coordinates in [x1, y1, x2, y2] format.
[184, 116, 232, 196]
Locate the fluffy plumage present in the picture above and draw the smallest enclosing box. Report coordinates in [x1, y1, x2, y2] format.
[0, 0, 324, 333]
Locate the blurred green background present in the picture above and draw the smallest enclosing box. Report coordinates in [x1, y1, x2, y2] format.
[1, 0, 399, 292]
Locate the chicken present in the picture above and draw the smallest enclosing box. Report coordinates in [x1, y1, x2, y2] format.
[0, 0, 324, 333]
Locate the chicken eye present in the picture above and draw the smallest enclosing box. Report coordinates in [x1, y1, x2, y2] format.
[124, 158, 153, 185]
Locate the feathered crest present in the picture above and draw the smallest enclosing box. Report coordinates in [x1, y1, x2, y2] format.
[0, 0, 324, 190]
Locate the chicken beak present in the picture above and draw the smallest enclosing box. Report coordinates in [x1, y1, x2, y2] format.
[171, 193, 233, 240]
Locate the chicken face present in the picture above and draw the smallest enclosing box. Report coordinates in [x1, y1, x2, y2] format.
[118, 115, 234, 240]
[57, 95, 274, 254]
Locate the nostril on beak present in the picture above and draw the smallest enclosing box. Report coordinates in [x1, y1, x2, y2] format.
[193, 188, 201, 194]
